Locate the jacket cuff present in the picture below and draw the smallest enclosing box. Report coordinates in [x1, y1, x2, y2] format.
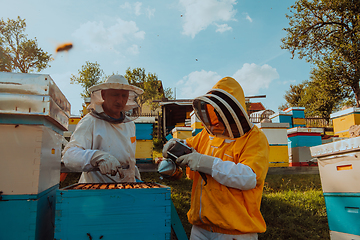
[197, 155, 216, 175]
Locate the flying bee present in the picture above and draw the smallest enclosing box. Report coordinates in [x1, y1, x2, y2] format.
[56, 42, 73, 52]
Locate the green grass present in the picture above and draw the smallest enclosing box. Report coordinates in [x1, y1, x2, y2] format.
[141, 172, 330, 240]
[260, 175, 329, 240]
[60, 172, 330, 240]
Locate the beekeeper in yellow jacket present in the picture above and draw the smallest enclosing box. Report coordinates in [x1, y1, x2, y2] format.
[62, 75, 143, 183]
[163, 77, 269, 240]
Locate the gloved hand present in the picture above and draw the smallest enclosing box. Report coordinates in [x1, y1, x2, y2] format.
[90, 151, 122, 176]
[162, 138, 182, 158]
[176, 148, 216, 175]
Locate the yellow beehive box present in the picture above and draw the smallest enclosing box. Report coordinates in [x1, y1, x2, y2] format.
[331, 107, 360, 138]
[293, 118, 306, 126]
[190, 110, 204, 130]
[269, 145, 289, 167]
[191, 122, 204, 129]
[256, 122, 290, 167]
[172, 127, 193, 139]
[135, 140, 153, 159]
[68, 116, 81, 131]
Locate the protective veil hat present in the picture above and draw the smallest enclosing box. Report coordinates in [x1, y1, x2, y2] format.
[192, 77, 253, 138]
[87, 75, 144, 123]
[88, 75, 144, 94]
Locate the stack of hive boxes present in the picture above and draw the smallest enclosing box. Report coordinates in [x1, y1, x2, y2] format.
[190, 110, 204, 136]
[270, 107, 306, 129]
[330, 107, 360, 138]
[256, 122, 290, 167]
[0, 72, 70, 239]
[134, 117, 155, 162]
[287, 127, 323, 166]
[310, 137, 360, 239]
[270, 111, 293, 128]
[270, 107, 324, 166]
[283, 107, 306, 127]
[63, 115, 81, 140]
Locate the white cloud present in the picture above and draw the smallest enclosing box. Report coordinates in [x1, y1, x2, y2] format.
[134, 2, 142, 16]
[281, 79, 296, 85]
[126, 44, 140, 55]
[146, 7, 156, 19]
[215, 23, 232, 33]
[232, 63, 279, 95]
[119, 2, 131, 10]
[72, 19, 145, 54]
[176, 63, 279, 99]
[119, 2, 154, 19]
[176, 70, 222, 99]
[243, 12, 253, 23]
[179, 0, 237, 38]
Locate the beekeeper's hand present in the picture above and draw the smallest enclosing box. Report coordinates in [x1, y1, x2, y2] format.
[90, 151, 122, 176]
[162, 138, 182, 158]
[176, 148, 215, 175]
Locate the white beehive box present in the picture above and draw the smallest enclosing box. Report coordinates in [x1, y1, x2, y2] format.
[310, 137, 360, 193]
[0, 72, 70, 131]
[0, 124, 63, 195]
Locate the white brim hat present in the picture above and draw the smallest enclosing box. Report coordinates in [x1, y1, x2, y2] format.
[88, 75, 144, 95]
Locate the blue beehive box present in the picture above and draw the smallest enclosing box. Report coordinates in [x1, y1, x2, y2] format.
[0, 184, 58, 240]
[54, 182, 171, 240]
[134, 117, 155, 140]
[287, 135, 322, 148]
[324, 192, 360, 236]
[283, 107, 305, 118]
[287, 127, 323, 148]
[270, 112, 293, 128]
[135, 123, 154, 140]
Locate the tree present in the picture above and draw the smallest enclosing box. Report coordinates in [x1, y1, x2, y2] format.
[70, 61, 105, 98]
[0, 16, 51, 73]
[281, 0, 360, 106]
[279, 82, 307, 110]
[281, 65, 354, 120]
[125, 67, 173, 112]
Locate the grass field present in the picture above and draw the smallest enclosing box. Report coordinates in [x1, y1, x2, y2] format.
[60, 171, 330, 240]
[141, 171, 330, 240]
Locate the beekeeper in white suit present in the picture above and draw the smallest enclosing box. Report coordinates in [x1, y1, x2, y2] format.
[62, 75, 144, 183]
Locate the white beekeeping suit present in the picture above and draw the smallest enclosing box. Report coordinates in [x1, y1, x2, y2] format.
[62, 75, 144, 183]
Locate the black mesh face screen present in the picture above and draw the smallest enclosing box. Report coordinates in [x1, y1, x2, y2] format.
[208, 90, 251, 135]
[207, 95, 240, 138]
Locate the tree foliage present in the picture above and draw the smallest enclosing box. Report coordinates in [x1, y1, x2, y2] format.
[281, 0, 360, 106]
[0, 16, 51, 73]
[125, 67, 173, 111]
[70, 61, 105, 98]
[281, 65, 354, 120]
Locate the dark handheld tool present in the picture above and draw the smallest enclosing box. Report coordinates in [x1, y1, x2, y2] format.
[166, 140, 208, 185]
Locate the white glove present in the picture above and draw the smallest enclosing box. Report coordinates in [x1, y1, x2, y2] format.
[90, 151, 121, 176]
[176, 148, 215, 175]
[162, 138, 182, 158]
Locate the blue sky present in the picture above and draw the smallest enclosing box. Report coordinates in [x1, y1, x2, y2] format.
[0, 0, 313, 115]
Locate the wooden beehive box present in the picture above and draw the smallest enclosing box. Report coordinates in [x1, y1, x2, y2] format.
[311, 137, 360, 238]
[0, 185, 57, 240]
[331, 107, 360, 138]
[0, 72, 71, 132]
[54, 182, 171, 240]
[0, 124, 63, 195]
